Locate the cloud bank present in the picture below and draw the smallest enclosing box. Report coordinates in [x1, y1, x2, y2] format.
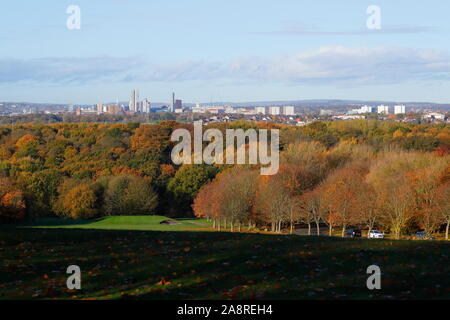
[1, 46, 450, 87]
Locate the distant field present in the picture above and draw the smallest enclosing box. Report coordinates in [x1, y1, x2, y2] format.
[21, 216, 214, 232]
[1, 219, 449, 300]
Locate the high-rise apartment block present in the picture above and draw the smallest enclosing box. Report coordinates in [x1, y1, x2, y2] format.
[394, 105, 406, 114]
[377, 105, 389, 114]
[142, 99, 151, 113]
[282, 106, 295, 116]
[269, 106, 281, 115]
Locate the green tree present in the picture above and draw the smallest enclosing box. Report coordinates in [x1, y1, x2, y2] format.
[103, 175, 158, 216]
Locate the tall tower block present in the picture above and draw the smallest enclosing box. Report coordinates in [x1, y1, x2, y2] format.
[172, 92, 175, 112]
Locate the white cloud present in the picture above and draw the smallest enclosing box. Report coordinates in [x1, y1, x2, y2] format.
[229, 46, 450, 85]
[255, 26, 435, 36]
[1, 46, 450, 86]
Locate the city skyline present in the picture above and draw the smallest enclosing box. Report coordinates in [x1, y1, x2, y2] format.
[1, 1, 450, 104]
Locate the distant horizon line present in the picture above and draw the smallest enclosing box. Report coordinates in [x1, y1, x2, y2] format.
[2, 98, 450, 106]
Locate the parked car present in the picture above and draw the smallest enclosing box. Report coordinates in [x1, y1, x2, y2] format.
[368, 230, 385, 239]
[345, 229, 362, 238]
[414, 231, 434, 240]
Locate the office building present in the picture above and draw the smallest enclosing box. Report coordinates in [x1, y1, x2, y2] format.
[170, 92, 176, 112]
[175, 99, 183, 110]
[129, 90, 139, 112]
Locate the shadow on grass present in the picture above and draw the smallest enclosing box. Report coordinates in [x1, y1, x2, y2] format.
[0, 227, 449, 300]
[17, 218, 103, 227]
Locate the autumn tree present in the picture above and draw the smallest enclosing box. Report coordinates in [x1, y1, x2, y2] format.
[254, 175, 294, 233]
[367, 153, 418, 239]
[353, 180, 380, 237]
[408, 160, 448, 236]
[299, 189, 323, 235]
[215, 168, 258, 232]
[0, 178, 26, 223]
[55, 183, 98, 219]
[435, 183, 450, 240]
[320, 164, 365, 237]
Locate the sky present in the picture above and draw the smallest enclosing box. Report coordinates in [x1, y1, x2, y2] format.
[1, 0, 450, 104]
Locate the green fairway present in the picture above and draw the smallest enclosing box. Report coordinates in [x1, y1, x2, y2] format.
[20, 216, 214, 232]
[0, 223, 449, 300]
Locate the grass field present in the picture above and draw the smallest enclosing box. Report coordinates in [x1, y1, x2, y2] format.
[22, 216, 214, 232]
[0, 216, 449, 300]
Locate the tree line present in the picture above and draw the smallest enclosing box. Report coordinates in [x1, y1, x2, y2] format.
[0, 120, 448, 231]
[194, 141, 450, 239]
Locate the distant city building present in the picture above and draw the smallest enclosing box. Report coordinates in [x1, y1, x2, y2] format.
[377, 105, 389, 115]
[142, 99, 151, 113]
[96, 103, 103, 115]
[170, 92, 176, 112]
[360, 105, 375, 113]
[269, 106, 281, 115]
[129, 90, 139, 112]
[107, 105, 122, 115]
[394, 105, 406, 114]
[256, 107, 267, 115]
[282, 106, 295, 116]
[175, 99, 182, 110]
[423, 112, 445, 120]
[320, 109, 335, 116]
[192, 105, 206, 113]
[348, 105, 375, 115]
[206, 107, 225, 114]
[225, 106, 235, 114]
[334, 115, 366, 120]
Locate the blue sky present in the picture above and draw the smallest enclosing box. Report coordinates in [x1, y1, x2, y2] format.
[1, 0, 450, 104]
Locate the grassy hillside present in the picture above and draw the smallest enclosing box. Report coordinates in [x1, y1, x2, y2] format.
[0, 225, 449, 300]
[21, 216, 214, 232]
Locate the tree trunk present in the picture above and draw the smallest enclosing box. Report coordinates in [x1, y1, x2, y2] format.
[367, 226, 372, 239]
[290, 219, 294, 235]
[307, 223, 311, 236]
[446, 221, 449, 240]
[315, 221, 320, 236]
[224, 218, 227, 230]
[329, 225, 332, 236]
[218, 220, 221, 231]
[238, 223, 241, 232]
[213, 219, 216, 229]
[341, 225, 346, 238]
[230, 220, 234, 232]
[393, 225, 401, 239]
